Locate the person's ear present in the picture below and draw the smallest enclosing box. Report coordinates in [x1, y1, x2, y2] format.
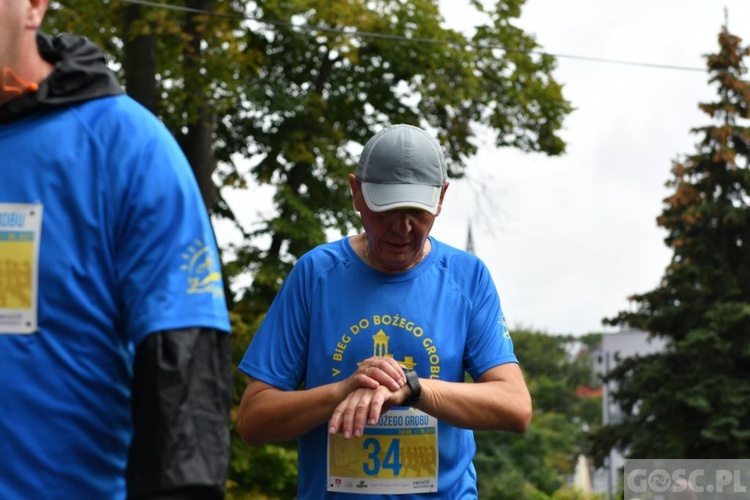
[434, 181, 449, 217]
[349, 174, 364, 212]
[26, 0, 50, 30]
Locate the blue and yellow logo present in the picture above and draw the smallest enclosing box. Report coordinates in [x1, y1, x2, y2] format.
[180, 239, 224, 298]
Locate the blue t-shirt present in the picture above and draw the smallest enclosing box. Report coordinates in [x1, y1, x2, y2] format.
[0, 95, 230, 499]
[239, 236, 517, 499]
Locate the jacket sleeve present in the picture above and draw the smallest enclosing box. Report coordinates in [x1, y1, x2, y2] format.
[127, 327, 232, 499]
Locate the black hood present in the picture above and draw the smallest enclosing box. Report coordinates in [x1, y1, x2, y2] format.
[0, 33, 124, 124]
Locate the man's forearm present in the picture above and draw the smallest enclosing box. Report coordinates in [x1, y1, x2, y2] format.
[238, 379, 347, 445]
[415, 364, 532, 432]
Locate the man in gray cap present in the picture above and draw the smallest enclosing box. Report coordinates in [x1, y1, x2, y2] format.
[237, 124, 531, 499]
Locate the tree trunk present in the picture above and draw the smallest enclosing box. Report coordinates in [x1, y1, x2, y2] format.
[121, 4, 158, 115]
[180, 0, 218, 211]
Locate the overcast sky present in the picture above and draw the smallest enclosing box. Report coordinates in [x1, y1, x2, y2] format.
[430, 0, 750, 335]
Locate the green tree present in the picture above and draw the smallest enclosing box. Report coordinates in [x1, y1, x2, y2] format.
[221, 0, 573, 321]
[589, 25, 750, 463]
[43, 1, 573, 496]
[46, 0, 572, 311]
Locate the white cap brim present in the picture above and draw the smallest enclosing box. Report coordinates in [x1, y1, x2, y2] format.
[361, 182, 441, 215]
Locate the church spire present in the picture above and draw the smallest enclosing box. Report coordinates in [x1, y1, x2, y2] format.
[466, 221, 475, 255]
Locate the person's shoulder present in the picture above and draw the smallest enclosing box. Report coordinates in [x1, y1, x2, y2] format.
[297, 239, 349, 267]
[72, 95, 186, 170]
[432, 238, 485, 268]
[73, 94, 170, 138]
[431, 238, 496, 292]
[81, 93, 156, 118]
[289, 239, 357, 283]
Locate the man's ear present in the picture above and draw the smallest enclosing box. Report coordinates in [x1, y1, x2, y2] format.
[348, 174, 363, 212]
[26, 0, 50, 30]
[434, 181, 449, 217]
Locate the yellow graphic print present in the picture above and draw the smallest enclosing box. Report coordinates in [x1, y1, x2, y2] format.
[327, 313, 440, 494]
[401, 444, 437, 477]
[0, 234, 33, 308]
[331, 314, 441, 379]
[0, 204, 41, 334]
[329, 426, 436, 479]
[180, 239, 224, 297]
[365, 329, 418, 370]
[327, 407, 439, 493]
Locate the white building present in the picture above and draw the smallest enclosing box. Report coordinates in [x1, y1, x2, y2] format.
[593, 329, 668, 499]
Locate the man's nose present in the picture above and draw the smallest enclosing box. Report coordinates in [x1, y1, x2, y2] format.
[391, 212, 413, 233]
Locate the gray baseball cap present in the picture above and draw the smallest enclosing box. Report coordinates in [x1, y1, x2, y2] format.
[356, 124, 447, 215]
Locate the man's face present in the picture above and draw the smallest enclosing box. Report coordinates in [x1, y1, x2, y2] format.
[0, 0, 27, 71]
[350, 175, 447, 273]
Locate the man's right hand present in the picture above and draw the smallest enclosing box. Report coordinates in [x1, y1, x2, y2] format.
[344, 356, 406, 393]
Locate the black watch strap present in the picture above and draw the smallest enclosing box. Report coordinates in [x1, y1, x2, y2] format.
[402, 368, 421, 406]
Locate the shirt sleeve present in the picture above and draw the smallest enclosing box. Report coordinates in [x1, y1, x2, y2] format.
[462, 261, 518, 380]
[127, 327, 232, 498]
[105, 100, 230, 345]
[237, 255, 313, 390]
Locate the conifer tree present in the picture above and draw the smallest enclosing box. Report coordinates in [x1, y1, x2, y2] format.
[590, 24, 750, 461]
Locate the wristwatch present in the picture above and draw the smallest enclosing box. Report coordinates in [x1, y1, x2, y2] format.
[402, 368, 421, 406]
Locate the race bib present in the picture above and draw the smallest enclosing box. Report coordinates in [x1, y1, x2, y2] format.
[0, 204, 42, 334]
[327, 408, 438, 495]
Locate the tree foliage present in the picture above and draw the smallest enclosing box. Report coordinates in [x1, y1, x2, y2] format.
[42, 1, 574, 496]
[45, 0, 572, 314]
[590, 25, 750, 463]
